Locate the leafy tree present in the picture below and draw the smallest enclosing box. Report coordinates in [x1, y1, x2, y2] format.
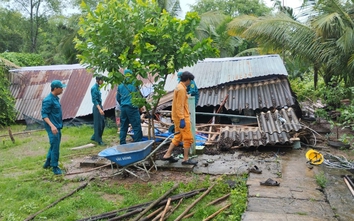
[2, 0, 67, 52]
[0, 52, 44, 66]
[0, 7, 27, 52]
[0, 58, 17, 126]
[190, 0, 271, 57]
[190, 0, 271, 17]
[196, 11, 248, 57]
[38, 14, 80, 64]
[75, 0, 217, 123]
[228, 0, 354, 88]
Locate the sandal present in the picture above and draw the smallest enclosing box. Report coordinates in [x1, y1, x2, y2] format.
[248, 165, 262, 174]
[182, 159, 198, 165]
[161, 156, 179, 163]
[260, 178, 280, 186]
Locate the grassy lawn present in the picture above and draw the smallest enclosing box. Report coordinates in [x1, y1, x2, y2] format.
[0, 123, 248, 221]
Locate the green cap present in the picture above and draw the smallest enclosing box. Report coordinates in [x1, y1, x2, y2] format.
[51, 80, 66, 89]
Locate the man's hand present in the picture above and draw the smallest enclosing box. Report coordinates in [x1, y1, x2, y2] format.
[51, 125, 58, 135]
[180, 119, 185, 129]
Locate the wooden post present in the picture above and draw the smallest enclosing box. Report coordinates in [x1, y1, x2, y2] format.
[207, 108, 216, 142]
[188, 96, 196, 155]
[8, 127, 15, 143]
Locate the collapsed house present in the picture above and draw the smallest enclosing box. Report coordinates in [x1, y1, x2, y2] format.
[158, 54, 303, 148]
[8, 64, 154, 129]
[8, 55, 303, 148]
[8, 64, 117, 129]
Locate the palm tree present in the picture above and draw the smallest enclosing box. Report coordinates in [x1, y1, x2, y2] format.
[195, 11, 243, 57]
[228, 0, 354, 88]
[157, 0, 182, 16]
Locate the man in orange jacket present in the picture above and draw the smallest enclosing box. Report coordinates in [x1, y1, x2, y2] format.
[162, 71, 198, 165]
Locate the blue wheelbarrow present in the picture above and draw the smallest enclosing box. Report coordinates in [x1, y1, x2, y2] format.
[98, 133, 176, 181]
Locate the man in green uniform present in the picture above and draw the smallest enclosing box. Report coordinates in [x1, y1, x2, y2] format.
[177, 71, 199, 106]
[42, 80, 66, 175]
[116, 69, 142, 144]
[91, 75, 105, 145]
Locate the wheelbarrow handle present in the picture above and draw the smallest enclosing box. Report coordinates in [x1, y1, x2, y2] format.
[148, 132, 179, 157]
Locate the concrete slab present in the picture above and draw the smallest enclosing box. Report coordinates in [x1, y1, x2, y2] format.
[248, 184, 325, 201]
[323, 166, 354, 221]
[242, 211, 333, 221]
[154, 160, 194, 172]
[247, 197, 336, 219]
[248, 185, 291, 198]
[192, 154, 249, 175]
[192, 153, 281, 175]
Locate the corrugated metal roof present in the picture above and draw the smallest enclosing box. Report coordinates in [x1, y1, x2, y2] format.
[157, 77, 295, 112]
[10, 64, 85, 71]
[164, 54, 288, 92]
[257, 108, 301, 134]
[10, 65, 116, 121]
[219, 108, 301, 147]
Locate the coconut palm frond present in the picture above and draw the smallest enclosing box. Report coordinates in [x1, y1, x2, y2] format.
[322, 0, 354, 27]
[158, 0, 181, 16]
[337, 27, 354, 53]
[348, 53, 354, 70]
[227, 15, 259, 36]
[199, 11, 229, 27]
[235, 47, 262, 57]
[312, 12, 345, 38]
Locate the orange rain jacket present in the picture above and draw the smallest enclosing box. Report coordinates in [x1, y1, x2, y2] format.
[171, 82, 193, 148]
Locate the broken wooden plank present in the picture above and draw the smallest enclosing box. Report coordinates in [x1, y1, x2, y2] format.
[70, 143, 95, 150]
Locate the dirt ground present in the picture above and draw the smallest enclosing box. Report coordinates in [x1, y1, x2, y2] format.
[62, 118, 354, 187]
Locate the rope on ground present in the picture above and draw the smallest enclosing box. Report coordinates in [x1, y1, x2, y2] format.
[323, 153, 354, 170]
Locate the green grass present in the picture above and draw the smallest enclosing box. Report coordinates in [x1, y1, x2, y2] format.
[315, 171, 328, 189]
[0, 124, 248, 221]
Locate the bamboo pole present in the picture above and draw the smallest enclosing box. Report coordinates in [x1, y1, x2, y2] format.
[183, 193, 230, 219]
[0, 129, 44, 138]
[24, 177, 95, 221]
[132, 183, 179, 221]
[202, 203, 231, 221]
[343, 177, 354, 197]
[157, 110, 257, 119]
[160, 198, 171, 221]
[140, 206, 164, 221]
[174, 183, 216, 221]
[161, 198, 183, 221]
[151, 206, 171, 221]
[77, 188, 205, 221]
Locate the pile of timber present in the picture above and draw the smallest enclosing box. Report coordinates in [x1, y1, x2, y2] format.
[78, 183, 230, 221]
